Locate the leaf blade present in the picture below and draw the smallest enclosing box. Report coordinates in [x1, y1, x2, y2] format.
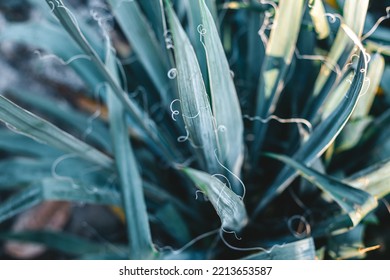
[0, 96, 113, 169]
[182, 167, 248, 231]
[200, 0, 244, 181]
[243, 238, 316, 260]
[265, 153, 378, 228]
[253, 53, 367, 216]
[165, 1, 220, 173]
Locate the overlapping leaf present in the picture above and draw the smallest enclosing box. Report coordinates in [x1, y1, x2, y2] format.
[265, 153, 378, 227]
[106, 44, 155, 259]
[253, 53, 367, 216]
[243, 238, 316, 260]
[107, 0, 172, 104]
[200, 0, 244, 181]
[0, 96, 113, 169]
[165, 1, 220, 173]
[252, 0, 305, 159]
[0, 178, 121, 224]
[182, 167, 247, 231]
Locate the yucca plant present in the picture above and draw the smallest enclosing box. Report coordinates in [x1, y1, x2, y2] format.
[0, 0, 389, 259]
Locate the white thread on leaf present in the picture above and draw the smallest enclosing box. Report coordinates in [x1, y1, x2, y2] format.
[324, 12, 342, 24]
[295, 49, 342, 77]
[257, 0, 278, 48]
[177, 128, 190, 143]
[219, 229, 286, 254]
[182, 110, 200, 119]
[243, 114, 313, 133]
[212, 174, 233, 191]
[82, 109, 101, 142]
[221, 227, 242, 240]
[169, 99, 181, 121]
[167, 68, 177, 79]
[51, 154, 79, 189]
[156, 228, 220, 256]
[195, 190, 207, 200]
[197, 24, 207, 36]
[362, 7, 390, 41]
[213, 150, 247, 200]
[34, 50, 91, 65]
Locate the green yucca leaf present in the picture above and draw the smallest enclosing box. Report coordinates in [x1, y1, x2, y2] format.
[0, 22, 104, 91]
[7, 88, 112, 153]
[309, 0, 330, 40]
[265, 153, 378, 228]
[44, 0, 102, 60]
[324, 53, 384, 121]
[331, 53, 384, 153]
[137, 0, 166, 46]
[327, 225, 370, 260]
[253, 53, 367, 216]
[200, 0, 244, 184]
[106, 44, 155, 259]
[313, 0, 369, 96]
[0, 178, 121, 224]
[43, 0, 163, 144]
[0, 129, 60, 158]
[185, 0, 218, 89]
[321, 72, 353, 120]
[243, 238, 316, 260]
[182, 167, 248, 231]
[334, 118, 372, 153]
[246, 0, 265, 85]
[0, 231, 127, 257]
[0, 158, 54, 189]
[0, 96, 113, 169]
[185, 0, 208, 86]
[347, 159, 390, 199]
[307, 0, 369, 119]
[252, 0, 305, 159]
[352, 53, 385, 119]
[154, 204, 191, 244]
[29, 0, 104, 51]
[0, 157, 109, 190]
[204, 0, 218, 22]
[107, 0, 172, 104]
[165, 0, 220, 173]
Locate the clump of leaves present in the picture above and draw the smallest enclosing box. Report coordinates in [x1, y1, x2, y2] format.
[0, 0, 389, 259]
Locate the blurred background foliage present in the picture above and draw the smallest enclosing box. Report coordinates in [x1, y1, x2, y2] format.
[0, 0, 389, 259]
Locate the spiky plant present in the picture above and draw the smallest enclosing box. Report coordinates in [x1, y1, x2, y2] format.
[0, 0, 389, 259]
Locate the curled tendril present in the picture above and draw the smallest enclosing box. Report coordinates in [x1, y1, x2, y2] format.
[167, 68, 177, 79]
[324, 12, 342, 24]
[164, 30, 174, 50]
[34, 50, 91, 65]
[182, 110, 200, 119]
[217, 125, 227, 133]
[212, 174, 233, 191]
[213, 150, 246, 199]
[177, 128, 190, 143]
[155, 229, 219, 256]
[243, 114, 313, 133]
[197, 24, 207, 35]
[169, 99, 181, 121]
[295, 49, 342, 77]
[51, 154, 79, 189]
[287, 215, 312, 239]
[219, 228, 286, 253]
[362, 6, 390, 41]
